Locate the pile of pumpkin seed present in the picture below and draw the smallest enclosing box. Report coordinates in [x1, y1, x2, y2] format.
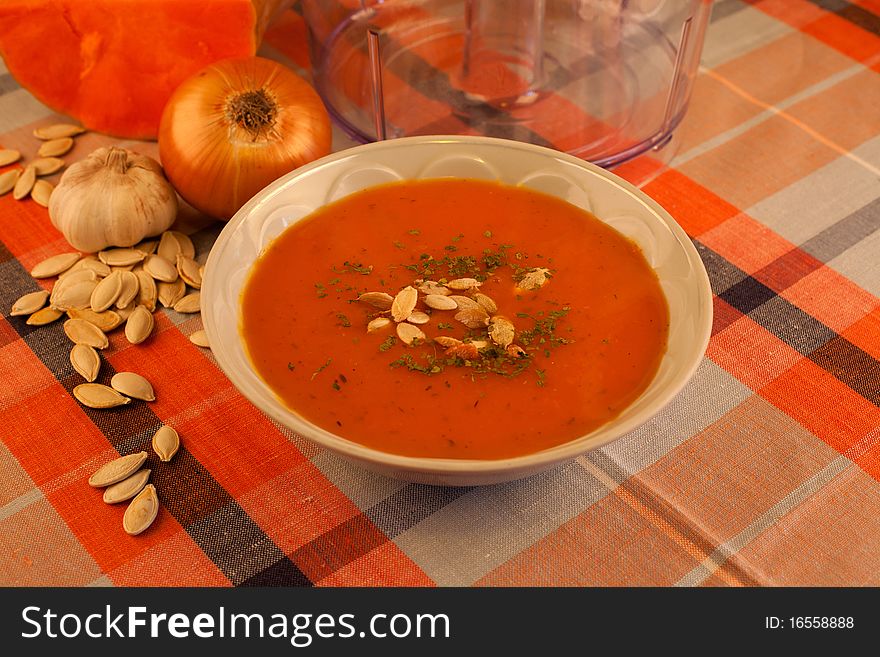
[87, 425, 180, 535]
[0, 122, 86, 205]
[10, 230, 211, 536]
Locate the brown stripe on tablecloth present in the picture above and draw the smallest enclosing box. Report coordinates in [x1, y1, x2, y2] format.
[365, 484, 474, 538]
[240, 483, 473, 585]
[749, 296, 837, 355]
[808, 0, 880, 36]
[287, 513, 389, 583]
[693, 240, 750, 296]
[694, 238, 880, 405]
[810, 336, 880, 405]
[718, 275, 779, 315]
[0, 240, 311, 586]
[753, 248, 824, 293]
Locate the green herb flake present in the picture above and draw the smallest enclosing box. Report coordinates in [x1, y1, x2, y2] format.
[408, 229, 421, 235]
[336, 313, 351, 328]
[379, 336, 396, 352]
[536, 369, 546, 387]
[342, 260, 373, 275]
[311, 358, 332, 380]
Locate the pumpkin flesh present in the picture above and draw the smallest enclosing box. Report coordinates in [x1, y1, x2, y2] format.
[0, 0, 292, 139]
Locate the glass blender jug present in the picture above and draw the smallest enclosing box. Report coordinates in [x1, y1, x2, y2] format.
[302, 0, 712, 168]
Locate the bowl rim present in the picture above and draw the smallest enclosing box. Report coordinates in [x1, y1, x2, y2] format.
[203, 135, 713, 476]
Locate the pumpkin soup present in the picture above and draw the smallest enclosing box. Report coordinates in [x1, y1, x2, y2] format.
[240, 178, 668, 459]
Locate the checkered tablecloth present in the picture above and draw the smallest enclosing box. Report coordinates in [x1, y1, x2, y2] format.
[2, 0, 879, 587]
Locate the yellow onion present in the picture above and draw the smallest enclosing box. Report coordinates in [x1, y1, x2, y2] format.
[158, 56, 332, 220]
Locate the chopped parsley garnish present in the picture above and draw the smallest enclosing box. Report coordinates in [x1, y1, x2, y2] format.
[311, 358, 332, 380]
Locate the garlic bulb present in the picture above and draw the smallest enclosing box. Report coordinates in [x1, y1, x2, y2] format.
[49, 147, 178, 253]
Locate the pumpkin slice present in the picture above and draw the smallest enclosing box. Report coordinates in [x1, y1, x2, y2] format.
[0, 0, 294, 139]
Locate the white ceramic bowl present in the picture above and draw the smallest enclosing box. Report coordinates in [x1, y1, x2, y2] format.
[202, 136, 712, 486]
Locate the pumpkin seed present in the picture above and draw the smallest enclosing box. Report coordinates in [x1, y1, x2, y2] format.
[89, 271, 123, 312]
[143, 254, 178, 282]
[407, 310, 430, 324]
[31, 252, 81, 278]
[134, 239, 158, 255]
[423, 294, 457, 310]
[111, 372, 155, 401]
[473, 292, 498, 314]
[391, 286, 418, 322]
[189, 329, 210, 348]
[176, 254, 202, 288]
[367, 317, 391, 333]
[11, 290, 49, 316]
[449, 295, 480, 310]
[52, 277, 98, 310]
[63, 256, 110, 278]
[64, 318, 109, 349]
[103, 469, 150, 504]
[417, 280, 451, 296]
[516, 267, 551, 291]
[396, 322, 425, 345]
[52, 268, 97, 299]
[0, 169, 21, 196]
[124, 305, 154, 344]
[123, 484, 159, 536]
[67, 307, 123, 332]
[433, 336, 462, 348]
[445, 342, 482, 359]
[0, 148, 21, 167]
[357, 292, 393, 309]
[74, 382, 130, 409]
[26, 306, 63, 325]
[88, 451, 148, 487]
[115, 305, 135, 321]
[454, 306, 490, 329]
[37, 137, 74, 158]
[135, 269, 157, 312]
[172, 232, 195, 258]
[151, 425, 180, 462]
[447, 277, 481, 290]
[31, 157, 65, 176]
[70, 344, 101, 382]
[31, 180, 53, 207]
[172, 292, 200, 314]
[33, 123, 85, 140]
[158, 230, 195, 261]
[157, 278, 185, 308]
[114, 271, 140, 309]
[98, 248, 145, 267]
[12, 165, 36, 200]
[488, 315, 515, 347]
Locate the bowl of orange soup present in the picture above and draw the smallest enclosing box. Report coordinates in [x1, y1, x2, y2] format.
[202, 136, 712, 485]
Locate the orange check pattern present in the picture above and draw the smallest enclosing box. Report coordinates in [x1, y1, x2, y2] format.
[2, 0, 880, 586]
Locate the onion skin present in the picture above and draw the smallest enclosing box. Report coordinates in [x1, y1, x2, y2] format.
[158, 56, 332, 220]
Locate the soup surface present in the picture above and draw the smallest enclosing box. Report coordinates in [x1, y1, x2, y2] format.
[240, 178, 668, 459]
